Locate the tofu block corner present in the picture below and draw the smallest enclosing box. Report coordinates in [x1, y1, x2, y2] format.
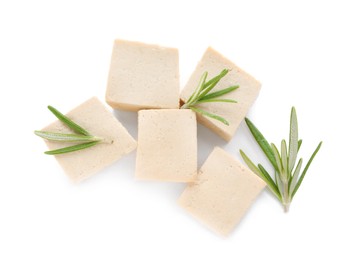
[135, 109, 197, 182]
[180, 47, 261, 141]
[178, 147, 266, 236]
[42, 97, 137, 182]
[106, 39, 180, 111]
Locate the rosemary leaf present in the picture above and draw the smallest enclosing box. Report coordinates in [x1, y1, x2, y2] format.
[289, 158, 303, 197]
[44, 141, 100, 155]
[200, 85, 239, 101]
[258, 164, 282, 200]
[244, 118, 278, 171]
[187, 72, 208, 104]
[48, 106, 90, 136]
[298, 139, 303, 151]
[240, 150, 281, 200]
[196, 98, 237, 104]
[271, 143, 283, 174]
[288, 107, 298, 173]
[275, 171, 284, 197]
[190, 107, 229, 125]
[292, 141, 322, 198]
[198, 71, 228, 100]
[240, 150, 263, 177]
[34, 131, 102, 143]
[281, 139, 288, 177]
[201, 69, 229, 92]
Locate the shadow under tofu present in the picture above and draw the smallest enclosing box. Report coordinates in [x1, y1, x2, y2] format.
[197, 123, 227, 168]
[113, 109, 138, 139]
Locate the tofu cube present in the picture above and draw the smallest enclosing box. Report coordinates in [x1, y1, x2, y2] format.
[41, 97, 137, 182]
[135, 109, 197, 182]
[178, 147, 265, 236]
[180, 47, 261, 141]
[106, 39, 180, 111]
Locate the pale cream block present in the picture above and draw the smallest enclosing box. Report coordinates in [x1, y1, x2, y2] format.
[178, 147, 265, 236]
[106, 39, 180, 111]
[180, 47, 261, 141]
[135, 109, 197, 182]
[42, 97, 137, 182]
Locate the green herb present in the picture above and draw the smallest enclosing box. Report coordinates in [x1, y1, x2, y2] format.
[181, 69, 239, 125]
[240, 107, 322, 212]
[34, 106, 104, 155]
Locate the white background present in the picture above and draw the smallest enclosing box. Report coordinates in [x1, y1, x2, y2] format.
[0, 0, 344, 259]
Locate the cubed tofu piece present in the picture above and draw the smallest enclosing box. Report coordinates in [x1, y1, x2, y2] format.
[180, 47, 261, 141]
[41, 97, 137, 182]
[135, 109, 197, 182]
[178, 147, 265, 236]
[106, 39, 180, 111]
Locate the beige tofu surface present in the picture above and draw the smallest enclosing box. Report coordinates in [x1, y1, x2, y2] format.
[42, 97, 137, 182]
[178, 147, 265, 236]
[135, 109, 197, 182]
[180, 47, 261, 141]
[106, 39, 180, 111]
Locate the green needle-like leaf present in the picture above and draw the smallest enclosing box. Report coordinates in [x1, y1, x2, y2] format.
[258, 164, 282, 200]
[240, 150, 281, 201]
[292, 142, 322, 198]
[298, 139, 303, 151]
[289, 158, 303, 198]
[245, 117, 278, 171]
[288, 107, 298, 173]
[196, 98, 237, 104]
[34, 131, 102, 143]
[201, 69, 228, 91]
[198, 79, 222, 100]
[275, 171, 284, 196]
[271, 143, 283, 173]
[200, 85, 239, 101]
[198, 70, 229, 99]
[188, 72, 208, 104]
[190, 107, 229, 125]
[281, 139, 288, 177]
[240, 150, 263, 177]
[48, 106, 90, 136]
[44, 141, 100, 155]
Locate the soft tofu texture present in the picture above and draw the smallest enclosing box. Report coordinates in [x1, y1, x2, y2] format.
[41, 97, 137, 183]
[106, 39, 180, 111]
[178, 147, 266, 236]
[180, 47, 261, 141]
[136, 109, 197, 182]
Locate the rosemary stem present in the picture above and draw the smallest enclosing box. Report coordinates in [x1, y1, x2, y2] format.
[180, 103, 189, 109]
[282, 179, 290, 212]
[93, 136, 105, 142]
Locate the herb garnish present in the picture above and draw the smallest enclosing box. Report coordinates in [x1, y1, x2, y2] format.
[240, 107, 322, 212]
[34, 106, 104, 155]
[181, 69, 239, 125]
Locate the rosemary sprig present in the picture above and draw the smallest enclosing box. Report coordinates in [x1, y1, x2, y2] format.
[35, 106, 104, 155]
[181, 69, 239, 125]
[240, 107, 322, 212]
